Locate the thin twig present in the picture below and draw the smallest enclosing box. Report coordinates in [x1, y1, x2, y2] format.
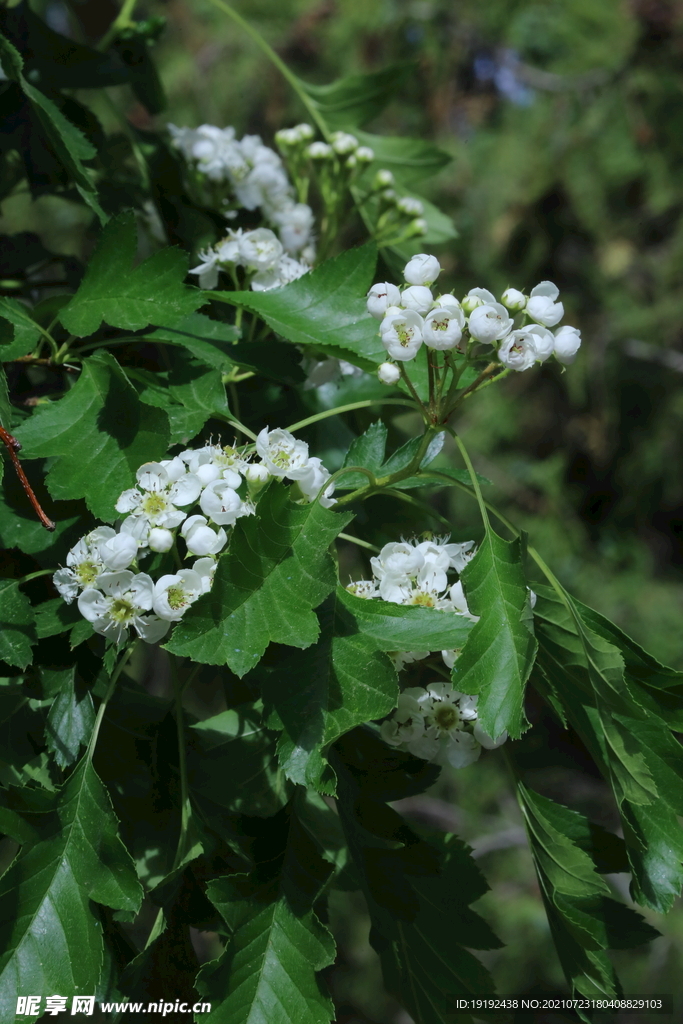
[0, 426, 55, 530]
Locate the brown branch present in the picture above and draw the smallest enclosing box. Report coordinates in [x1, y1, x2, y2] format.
[0, 425, 55, 531]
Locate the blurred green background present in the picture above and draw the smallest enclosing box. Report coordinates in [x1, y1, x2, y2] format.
[6, 0, 683, 1019]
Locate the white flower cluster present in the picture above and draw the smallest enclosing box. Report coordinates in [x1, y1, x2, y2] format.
[189, 227, 311, 292]
[381, 682, 506, 769]
[169, 123, 316, 291]
[301, 129, 375, 170]
[346, 535, 478, 673]
[368, 254, 582, 375]
[53, 430, 334, 644]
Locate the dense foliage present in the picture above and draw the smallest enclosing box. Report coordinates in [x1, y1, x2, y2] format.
[0, 2, 681, 1022]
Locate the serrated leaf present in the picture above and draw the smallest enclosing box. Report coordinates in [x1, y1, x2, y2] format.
[452, 531, 536, 739]
[337, 586, 475, 652]
[59, 212, 203, 337]
[331, 732, 499, 1024]
[13, 350, 170, 520]
[0, 758, 142, 1019]
[517, 783, 659, 999]
[0, 578, 36, 670]
[339, 420, 387, 488]
[196, 805, 335, 1024]
[45, 670, 95, 769]
[263, 594, 399, 791]
[134, 355, 229, 445]
[144, 313, 240, 371]
[165, 484, 353, 676]
[211, 244, 384, 371]
[0, 298, 41, 361]
[621, 800, 683, 912]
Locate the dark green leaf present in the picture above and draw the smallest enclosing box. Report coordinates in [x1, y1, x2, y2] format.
[356, 131, 451, 186]
[0, 578, 35, 670]
[0, 298, 41, 361]
[165, 484, 353, 676]
[337, 586, 475, 652]
[453, 531, 536, 739]
[196, 805, 335, 1024]
[13, 350, 170, 520]
[59, 212, 203, 337]
[211, 244, 384, 371]
[45, 669, 95, 769]
[0, 759, 142, 1018]
[144, 313, 240, 371]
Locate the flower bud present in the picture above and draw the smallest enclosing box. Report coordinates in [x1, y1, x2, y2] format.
[400, 285, 433, 314]
[307, 141, 333, 160]
[355, 146, 374, 162]
[373, 169, 394, 189]
[467, 302, 512, 344]
[553, 325, 582, 364]
[378, 362, 401, 385]
[331, 131, 358, 155]
[98, 532, 138, 571]
[501, 287, 527, 311]
[404, 253, 441, 287]
[246, 463, 270, 495]
[410, 218, 428, 236]
[397, 196, 424, 217]
[366, 282, 401, 320]
[148, 528, 174, 553]
[462, 287, 496, 314]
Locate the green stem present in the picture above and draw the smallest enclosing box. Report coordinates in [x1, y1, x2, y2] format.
[16, 568, 54, 585]
[211, 410, 258, 441]
[286, 398, 414, 433]
[449, 428, 490, 529]
[337, 532, 380, 553]
[205, 0, 328, 137]
[87, 642, 138, 761]
[97, 0, 139, 51]
[399, 365, 428, 418]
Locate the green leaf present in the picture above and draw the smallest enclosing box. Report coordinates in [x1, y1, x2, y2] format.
[0, 758, 143, 1019]
[516, 783, 659, 999]
[0, 298, 41, 361]
[45, 670, 95, 769]
[263, 593, 399, 792]
[134, 354, 229, 445]
[452, 531, 537, 740]
[13, 350, 170, 520]
[59, 212, 203, 337]
[341, 419, 387, 487]
[0, 578, 36, 670]
[356, 131, 451, 186]
[330, 730, 499, 1023]
[196, 804, 335, 1024]
[165, 484, 353, 676]
[337, 586, 475, 652]
[211, 244, 384, 371]
[301, 64, 416, 129]
[144, 313, 240, 371]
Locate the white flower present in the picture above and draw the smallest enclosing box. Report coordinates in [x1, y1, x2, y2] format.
[116, 463, 200, 529]
[189, 249, 222, 290]
[345, 580, 378, 599]
[440, 539, 476, 573]
[366, 282, 402, 320]
[199, 481, 247, 526]
[391, 650, 431, 672]
[374, 169, 394, 188]
[378, 362, 401, 385]
[397, 197, 424, 217]
[432, 293, 462, 315]
[294, 457, 336, 507]
[181, 443, 248, 478]
[239, 228, 283, 271]
[449, 581, 479, 622]
[78, 571, 168, 645]
[473, 722, 508, 749]
[276, 203, 315, 253]
[380, 691, 426, 747]
[246, 463, 270, 484]
[380, 310, 424, 361]
[356, 146, 374, 162]
[527, 281, 564, 327]
[371, 541, 425, 582]
[501, 287, 527, 311]
[553, 325, 582, 364]
[442, 649, 459, 670]
[250, 255, 310, 291]
[98, 531, 139, 571]
[498, 329, 540, 371]
[403, 254, 441, 286]
[148, 528, 174, 553]
[181, 514, 228, 556]
[192, 557, 218, 593]
[468, 303, 512, 344]
[256, 427, 310, 479]
[53, 529, 111, 603]
[400, 285, 433, 314]
[422, 307, 464, 351]
[462, 287, 496, 313]
[152, 569, 205, 621]
[415, 540, 451, 593]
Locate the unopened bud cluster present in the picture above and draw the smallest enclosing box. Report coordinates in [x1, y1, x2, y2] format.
[368, 254, 582, 374]
[54, 430, 334, 645]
